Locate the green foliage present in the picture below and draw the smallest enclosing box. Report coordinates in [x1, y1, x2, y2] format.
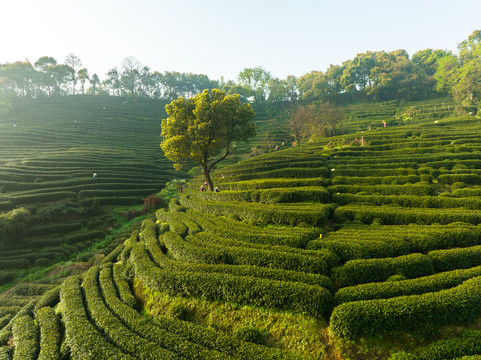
[0, 207, 31, 248]
[12, 314, 39, 360]
[36, 307, 61, 360]
[180, 195, 334, 227]
[332, 253, 435, 288]
[161, 88, 256, 190]
[131, 242, 332, 319]
[234, 325, 267, 345]
[330, 276, 481, 340]
[60, 276, 135, 359]
[388, 330, 481, 360]
[334, 264, 481, 305]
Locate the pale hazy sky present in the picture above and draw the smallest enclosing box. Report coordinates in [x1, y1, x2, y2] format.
[1, 0, 480, 81]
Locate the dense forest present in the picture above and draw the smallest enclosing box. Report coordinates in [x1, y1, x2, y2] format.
[1, 30, 480, 112]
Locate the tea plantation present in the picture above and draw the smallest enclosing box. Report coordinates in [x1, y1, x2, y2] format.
[3, 97, 481, 359]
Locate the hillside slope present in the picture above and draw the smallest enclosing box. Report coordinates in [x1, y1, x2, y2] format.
[2, 98, 481, 359]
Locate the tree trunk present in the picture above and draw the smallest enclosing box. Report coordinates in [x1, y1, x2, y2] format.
[202, 163, 214, 191]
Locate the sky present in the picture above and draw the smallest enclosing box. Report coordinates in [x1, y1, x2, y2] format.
[1, 0, 481, 82]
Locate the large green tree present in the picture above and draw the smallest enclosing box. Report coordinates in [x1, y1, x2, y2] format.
[161, 89, 256, 191]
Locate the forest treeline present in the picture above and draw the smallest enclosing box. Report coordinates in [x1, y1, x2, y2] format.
[0, 30, 480, 112]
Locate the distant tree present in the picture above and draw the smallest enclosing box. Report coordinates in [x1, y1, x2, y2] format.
[89, 73, 100, 95]
[434, 54, 458, 95]
[288, 105, 315, 143]
[34, 56, 57, 96]
[297, 71, 329, 101]
[0, 61, 36, 97]
[314, 102, 342, 137]
[412, 49, 452, 76]
[48, 64, 75, 96]
[77, 68, 89, 95]
[34, 56, 57, 71]
[65, 54, 82, 94]
[267, 78, 288, 102]
[284, 75, 298, 101]
[161, 89, 255, 191]
[120, 57, 142, 96]
[434, 30, 481, 113]
[237, 67, 272, 103]
[105, 67, 121, 96]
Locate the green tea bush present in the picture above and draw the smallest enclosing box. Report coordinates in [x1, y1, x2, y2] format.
[36, 307, 61, 360]
[334, 264, 481, 304]
[144, 236, 333, 290]
[164, 232, 338, 275]
[98, 266, 227, 360]
[437, 174, 481, 185]
[330, 276, 481, 340]
[12, 314, 38, 360]
[332, 253, 435, 288]
[0, 258, 30, 269]
[428, 245, 481, 272]
[198, 187, 330, 204]
[60, 276, 135, 359]
[82, 267, 181, 359]
[178, 210, 316, 248]
[220, 177, 329, 191]
[334, 204, 481, 225]
[307, 238, 410, 262]
[131, 243, 332, 319]
[0, 271, 15, 286]
[388, 330, 481, 360]
[112, 263, 137, 309]
[328, 183, 434, 196]
[180, 196, 334, 227]
[34, 286, 60, 312]
[228, 167, 328, 181]
[332, 175, 419, 185]
[234, 325, 267, 345]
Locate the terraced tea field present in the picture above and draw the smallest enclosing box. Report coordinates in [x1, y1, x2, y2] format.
[0, 96, 183, 288]
[2, 97, 481, 359]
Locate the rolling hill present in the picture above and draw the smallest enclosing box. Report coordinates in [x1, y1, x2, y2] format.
[2, 96, 481, 359]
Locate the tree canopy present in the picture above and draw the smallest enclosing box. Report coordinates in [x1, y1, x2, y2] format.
[160, 89, 256, 191]
[1, 29, 480, 111]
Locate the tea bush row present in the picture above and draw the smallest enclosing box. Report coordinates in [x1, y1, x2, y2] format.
[12, 314, 38, 360]
[197, 186, 330, 204]
[330, 276, 481, 339]
[82, 266, 182, 359]
[36, 307, 61, 360]
[60, 276, 135, 359]
[144, 231, 333, 290]
[130, 242, 332, 319]
[308, 238, 410, 262]
[98, 265, 230, 360]
[334, 204, 481, 225]
[164, 231, 338, 275]
[332, 193, 481, 210]
[174, 210, 317, 248]
[179, 196, 334, 226]
[332, 175, 420, 185]
[228, 167, 328, 181]
[328, 183, 434, 196]
[332, 253, 436, 288]
[309, 224, 481, 260]
[218, 177, 330, 191]
[388, 330, 481, 360]
[334, 264, 481, 304]
[221, 159, 326, 175]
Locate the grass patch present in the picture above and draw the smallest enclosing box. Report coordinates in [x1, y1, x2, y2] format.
[134, 278, 327, 359]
